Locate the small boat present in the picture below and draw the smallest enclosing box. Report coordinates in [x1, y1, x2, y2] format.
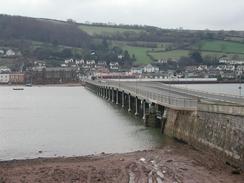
[25, 83, 32, 87]
[13, 88, 24, 91]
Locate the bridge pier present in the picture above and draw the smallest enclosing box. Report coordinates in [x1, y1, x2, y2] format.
[112, 88, 115, 103]
[116, 89, 119, 104]
[108, 88, 111, 101]
[135, 97, 139, 116]
[128, 94, 131, 112]
[122, 91, 125, 108]
[103, 87, 105, 98]
[142, 100, 146, 121]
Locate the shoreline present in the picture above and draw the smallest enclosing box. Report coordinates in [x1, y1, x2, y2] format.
[0, 144, 243, 183]
[0, 83, 82, 87]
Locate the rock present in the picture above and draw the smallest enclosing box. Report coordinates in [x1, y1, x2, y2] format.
[232, 169, 241, 175]
[38, 151, 43, 154]
[139, 158, 146, 162]
[166, 159, 173, 163]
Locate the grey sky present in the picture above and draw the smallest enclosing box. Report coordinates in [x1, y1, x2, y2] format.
[0, 0, 244, 30]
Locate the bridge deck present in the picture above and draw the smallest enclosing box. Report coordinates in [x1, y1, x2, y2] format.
[86, 80, 244, 111]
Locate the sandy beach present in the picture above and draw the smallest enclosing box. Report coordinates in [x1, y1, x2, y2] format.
[0, 143, 243, 183]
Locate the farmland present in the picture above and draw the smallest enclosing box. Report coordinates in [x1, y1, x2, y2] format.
[79, 24, 144, 36]
[195, 40, 244, 54]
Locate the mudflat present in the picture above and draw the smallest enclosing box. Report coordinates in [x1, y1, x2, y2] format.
[0, 144, 243, 183]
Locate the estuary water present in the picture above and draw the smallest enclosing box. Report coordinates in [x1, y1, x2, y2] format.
[0, 86, 165, 160]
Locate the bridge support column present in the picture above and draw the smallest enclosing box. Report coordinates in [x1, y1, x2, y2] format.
[142, 100, 146, 122]
[102, 87, 105, 98]
[135, 97, 139, 116]
[161, 108, 168, 133]
[128, 94, 131, 112]
[108, 88, 111, 101]
[116, 89, 119, 105]
[112, 88, 115, 103]
[122, 91, 125, 108]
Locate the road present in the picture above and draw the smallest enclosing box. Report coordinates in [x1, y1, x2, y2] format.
[119, 81, 244, 105]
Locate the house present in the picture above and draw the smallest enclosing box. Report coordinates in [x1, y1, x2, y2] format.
[5, 49, 15, 57]
[86, 60, 96, 65]
[97, 61, 107, 67]
[75, 59, 85, 65]
[9, 73, 25, 84]
[197, 65, 208, 71]
[0, 50, 4, 55]
[131, 67, 143, 74]
[221, 72, 236, 79]
[143, 64, 159, 73]
[157, 59, 168, 64]
[236, 65, 244, 71]
[216, 65, 235, 71]
[0, 66, 11, 73]
[64, 59, 74, 64]
[31, 67, 78, 84]
[0, 74, 10, 84]
[118, 55, 123, 59]
[109, 62, 119, 71]
[61, 64, 68, 67]
[219, 59, 244, 65]
[185, 66, 198, 72]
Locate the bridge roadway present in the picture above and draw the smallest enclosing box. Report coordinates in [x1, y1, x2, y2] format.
[102, 80, 244, 106]
[128, 81, 244, 105]
[87, 79, 244, 110]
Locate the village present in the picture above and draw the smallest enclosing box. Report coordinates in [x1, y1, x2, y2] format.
[1, 48, 244, 85]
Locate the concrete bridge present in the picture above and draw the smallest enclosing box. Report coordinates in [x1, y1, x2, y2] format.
[85, 79, 244, 170]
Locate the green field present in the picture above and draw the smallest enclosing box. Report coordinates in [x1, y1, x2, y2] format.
[196, 40, 244, 54]
[79, 25, 143, 36]
[148, 50, 189, 60]
[112, 42, 152, 64]
[148, 49, 244, 60]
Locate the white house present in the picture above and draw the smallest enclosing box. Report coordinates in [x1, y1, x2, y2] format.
[0, 66, 11, 73]
[131, 67, 143, 74]
[109, 62, 119, 71]
[0, 74, 10, 84]
[75, 59, 85, 65]
[86, 60, 96, 65]
[143, 64, 159, 73]
[5, 49, 15, 57]
[61, 64, 68, 67]
[64, 59, 74, 64]
[0, 50, 4, 55]
[118, 55, 123, 59]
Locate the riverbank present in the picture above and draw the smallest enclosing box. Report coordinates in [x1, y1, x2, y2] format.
[0, 144, 243, 183]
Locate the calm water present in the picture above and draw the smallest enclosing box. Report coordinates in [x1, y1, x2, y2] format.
[176, 83, 244, 96]
[0, 86, 165, 160]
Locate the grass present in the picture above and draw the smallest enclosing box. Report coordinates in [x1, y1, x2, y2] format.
[112, 41, 154, 65]
[195, 40, 244, 54]
[79, 25, 143, 36]
[148, 50, 189, 60]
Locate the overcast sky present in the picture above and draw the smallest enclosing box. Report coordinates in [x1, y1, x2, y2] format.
[0, 0, 244, 30]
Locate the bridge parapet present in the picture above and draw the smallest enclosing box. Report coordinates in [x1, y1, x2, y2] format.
[86, 79, 197, 111]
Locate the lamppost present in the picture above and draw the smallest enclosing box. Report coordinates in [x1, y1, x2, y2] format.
[239, 69, 243, 96]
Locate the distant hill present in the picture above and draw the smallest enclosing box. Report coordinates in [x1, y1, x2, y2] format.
[0, 15, 91, 48]
[1, 14, 244, 66]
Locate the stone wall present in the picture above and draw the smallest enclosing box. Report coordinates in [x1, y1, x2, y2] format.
[164, 102, 244, 169]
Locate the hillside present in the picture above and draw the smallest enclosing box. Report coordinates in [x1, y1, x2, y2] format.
[2, 14, 244, 68]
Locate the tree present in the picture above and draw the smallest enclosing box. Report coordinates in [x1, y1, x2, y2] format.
[189, 51, 203, 64]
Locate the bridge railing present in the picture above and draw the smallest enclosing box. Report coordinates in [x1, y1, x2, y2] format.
[153, 82, 244, 103]
[86, 80, 197, 110]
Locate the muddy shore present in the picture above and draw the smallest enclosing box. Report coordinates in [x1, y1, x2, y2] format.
[0, 144, 243, 183]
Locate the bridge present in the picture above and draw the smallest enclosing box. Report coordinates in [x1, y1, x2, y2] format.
[85, 79, 244, 170]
